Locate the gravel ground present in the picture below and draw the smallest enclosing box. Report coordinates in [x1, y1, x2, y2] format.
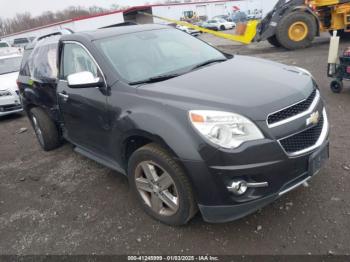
[0, 33, 350, 255]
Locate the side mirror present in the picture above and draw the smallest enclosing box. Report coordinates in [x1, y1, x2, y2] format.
[67, 71, 104, 88]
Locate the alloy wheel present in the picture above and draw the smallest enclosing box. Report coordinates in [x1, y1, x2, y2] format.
[32, 115, 44, 146]
[134, 161, 179, 216]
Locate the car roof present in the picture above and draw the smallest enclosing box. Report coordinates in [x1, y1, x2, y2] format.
[61, 24, 170, 42]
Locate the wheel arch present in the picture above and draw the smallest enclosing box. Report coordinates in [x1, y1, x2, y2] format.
[121, 130, 182, 169]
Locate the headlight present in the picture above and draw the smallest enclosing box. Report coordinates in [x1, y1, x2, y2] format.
[189, 110, 264, 149]
[0, 90, 12, 97]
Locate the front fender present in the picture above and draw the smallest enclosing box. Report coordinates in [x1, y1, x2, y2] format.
[119, 105, 209, 162]
[113, 106, 224, 205]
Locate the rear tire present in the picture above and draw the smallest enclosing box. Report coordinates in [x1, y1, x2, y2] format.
[29, 107, 61, 151]
[276, 11, 317, 50]
[267, 35, 282, 47]
[128, 143, 197, 226]
[220, 25, 225, 31]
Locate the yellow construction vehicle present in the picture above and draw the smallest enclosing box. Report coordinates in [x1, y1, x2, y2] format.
[254, 0, 350, 49]
[141, 0, 350, 49]
[180, 11, 201, 24]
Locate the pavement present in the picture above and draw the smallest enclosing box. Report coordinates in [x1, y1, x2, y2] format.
[1, 33, 350, 255]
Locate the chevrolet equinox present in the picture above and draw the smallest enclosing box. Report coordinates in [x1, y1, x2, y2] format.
[18, 25, 329, 225]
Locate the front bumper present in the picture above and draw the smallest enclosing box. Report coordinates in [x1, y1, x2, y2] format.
[191, 140, 329, 223]
[0, 95, 23, 116]
[198, 166, 322, 223]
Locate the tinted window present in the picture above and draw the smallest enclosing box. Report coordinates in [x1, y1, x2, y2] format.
[61, 43, 98, 80]
[95, 29, 225, 83]
[0, 56, 22, 75]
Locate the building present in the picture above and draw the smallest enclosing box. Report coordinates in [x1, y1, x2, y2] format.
[1, 0, 278, 43]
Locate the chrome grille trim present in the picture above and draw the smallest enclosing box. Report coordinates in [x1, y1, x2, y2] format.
[277, 108, 329, 157]
[267, 89, 320, 128]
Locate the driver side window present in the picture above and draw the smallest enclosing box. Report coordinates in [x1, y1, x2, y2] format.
[61, 43, 99, 80]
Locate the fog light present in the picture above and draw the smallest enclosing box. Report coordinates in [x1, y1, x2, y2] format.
[227, 180, 269, 195]
[227, 180, 248, 195]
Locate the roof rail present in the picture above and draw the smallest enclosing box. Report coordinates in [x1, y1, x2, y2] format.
[36, 28, 74, 42]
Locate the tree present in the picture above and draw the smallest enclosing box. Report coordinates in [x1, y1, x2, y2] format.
[0, 5, 118, 37]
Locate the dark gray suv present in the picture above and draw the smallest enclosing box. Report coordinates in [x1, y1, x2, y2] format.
[18, 24, 329, 225]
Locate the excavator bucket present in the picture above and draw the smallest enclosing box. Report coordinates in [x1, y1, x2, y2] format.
[138, 11, 259, 45]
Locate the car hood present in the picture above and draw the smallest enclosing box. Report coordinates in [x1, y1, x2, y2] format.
[0, 72, 19, 92]
[138, 55, 315, 121]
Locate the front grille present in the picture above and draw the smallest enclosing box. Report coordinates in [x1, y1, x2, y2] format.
[268, 89, 317, 125]
[0, 104, 22, 112]
[279, 114, 324, 154]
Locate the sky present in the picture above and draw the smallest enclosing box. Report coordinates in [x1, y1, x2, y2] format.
[0, 0, 157, 19]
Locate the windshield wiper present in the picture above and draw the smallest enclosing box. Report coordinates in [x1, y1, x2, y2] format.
[190, 58, 227, 71]
[129, 73, 181, 85]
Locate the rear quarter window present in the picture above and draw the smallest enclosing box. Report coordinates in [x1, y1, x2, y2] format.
[19, 49, 33, 76]
[28, 43, 58, 81]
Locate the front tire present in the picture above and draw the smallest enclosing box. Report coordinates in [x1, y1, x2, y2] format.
[29, 107, 61, 151]
[128, 143, 197, 226]
[276, 11, 317, 50]
[220, 25, 225, 31]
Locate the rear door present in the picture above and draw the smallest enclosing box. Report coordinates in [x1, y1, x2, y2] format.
[57, 42, 110, 154]
[18, 44, 59, 114]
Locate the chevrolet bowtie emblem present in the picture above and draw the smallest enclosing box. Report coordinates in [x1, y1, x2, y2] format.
[306, 111, 320, 126]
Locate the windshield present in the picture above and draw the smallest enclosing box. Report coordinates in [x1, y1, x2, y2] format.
[0, 42, 9, 48]
[0, 56, 22, 75]
[95, 28, 226, 83]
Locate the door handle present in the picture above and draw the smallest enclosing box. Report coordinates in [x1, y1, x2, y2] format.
[58, 92, 69, 101]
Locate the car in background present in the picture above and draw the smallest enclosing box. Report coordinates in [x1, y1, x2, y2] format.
[176, 25, 201, 37]
[0, 46, 23, 57]
[212, 15, 233, 22]
[0, 54, 23, 116]
[13, 37, 31, 48]
[202, 19, 236, 31]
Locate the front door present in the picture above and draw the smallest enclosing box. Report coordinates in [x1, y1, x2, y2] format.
[57, 42, 109, 154]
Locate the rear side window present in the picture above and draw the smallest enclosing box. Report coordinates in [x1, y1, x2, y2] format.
[29, 43, 58, 80]
[19, 49, 33, 76]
